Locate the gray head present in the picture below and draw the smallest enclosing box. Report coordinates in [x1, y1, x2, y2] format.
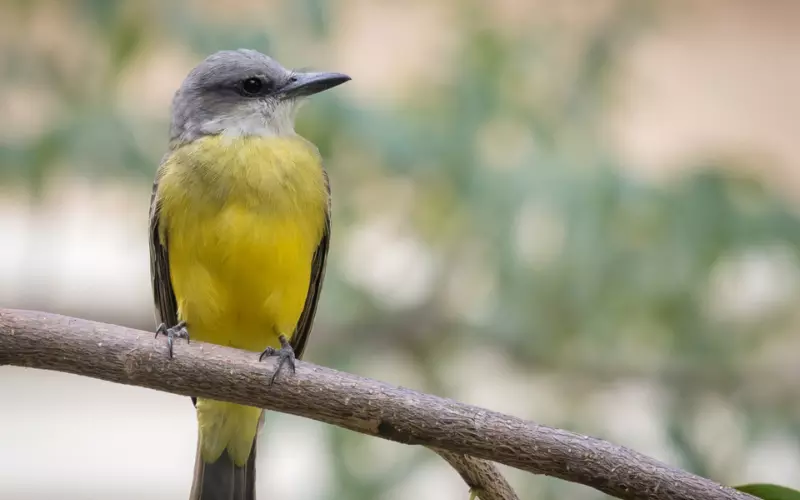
[170, 49, 350, 144]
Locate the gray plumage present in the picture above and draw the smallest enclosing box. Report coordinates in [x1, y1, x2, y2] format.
[169, 49, 349, 145]
[170, 50, 297, 144]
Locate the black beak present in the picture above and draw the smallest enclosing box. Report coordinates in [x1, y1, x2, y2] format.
[279, 71, 351, 98]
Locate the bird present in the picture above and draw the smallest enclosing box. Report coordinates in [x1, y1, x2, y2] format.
[148, 49, 349, 499]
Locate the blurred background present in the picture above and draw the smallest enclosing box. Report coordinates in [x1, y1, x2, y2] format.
[2, 0, 800, 498]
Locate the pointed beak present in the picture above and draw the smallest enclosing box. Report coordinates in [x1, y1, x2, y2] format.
[279, 71, 351, 98]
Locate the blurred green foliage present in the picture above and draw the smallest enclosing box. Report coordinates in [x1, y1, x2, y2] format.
[736, 484, 800, 500]
[2, 0, 799, 498]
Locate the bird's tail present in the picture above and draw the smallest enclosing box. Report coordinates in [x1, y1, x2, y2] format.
[190, 403, 264, 500]
[190, 435, 258, 500]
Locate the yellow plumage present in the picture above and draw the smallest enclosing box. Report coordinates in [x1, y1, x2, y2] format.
[156, 135, 328, 465]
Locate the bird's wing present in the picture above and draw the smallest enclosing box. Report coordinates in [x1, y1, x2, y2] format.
[149, 165, 179, 329]
[290, 170, 331, 360]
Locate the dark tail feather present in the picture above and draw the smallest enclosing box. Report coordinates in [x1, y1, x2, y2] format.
[190, 439, 257, 500]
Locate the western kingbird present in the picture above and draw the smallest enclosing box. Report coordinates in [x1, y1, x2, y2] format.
[148, 49, 349, 500]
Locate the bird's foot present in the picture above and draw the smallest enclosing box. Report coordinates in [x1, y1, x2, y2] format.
[155, 320, 190, 359]
[259, 334, 296, 386]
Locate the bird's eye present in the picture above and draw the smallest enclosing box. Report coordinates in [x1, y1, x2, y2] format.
[240, 77, 265, 96]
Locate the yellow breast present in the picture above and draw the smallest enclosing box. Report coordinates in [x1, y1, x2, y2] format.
[156, 135, 328, 352]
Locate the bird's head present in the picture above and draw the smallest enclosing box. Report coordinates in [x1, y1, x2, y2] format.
[170, 49, 350, 144]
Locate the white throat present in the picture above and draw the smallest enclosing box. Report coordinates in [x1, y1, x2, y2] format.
[203, 99, 300, 138]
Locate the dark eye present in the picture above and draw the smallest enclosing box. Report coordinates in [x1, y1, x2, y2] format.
[240, 77, 265, 96]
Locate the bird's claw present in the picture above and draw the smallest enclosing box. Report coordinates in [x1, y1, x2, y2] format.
[259, 334, 296, 386]
[155, 320, 190, 359]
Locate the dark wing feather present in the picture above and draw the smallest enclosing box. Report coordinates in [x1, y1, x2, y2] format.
[290, 171, 331, 359]
[149, 167, 179, 329]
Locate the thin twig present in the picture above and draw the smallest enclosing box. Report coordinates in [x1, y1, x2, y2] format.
[432, 448, 520, 500]
[0, 309, 756, 500]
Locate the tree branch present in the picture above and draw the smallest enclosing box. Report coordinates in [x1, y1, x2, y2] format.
[0, 309, 755, 500]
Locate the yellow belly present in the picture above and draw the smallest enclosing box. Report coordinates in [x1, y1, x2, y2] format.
[168, 205, 318, 351]
[156, 135, 327, 464]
